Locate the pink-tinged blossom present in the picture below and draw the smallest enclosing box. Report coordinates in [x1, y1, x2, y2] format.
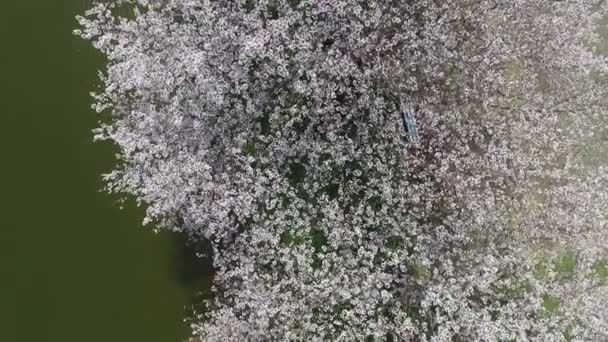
[77, 0, 608, 340]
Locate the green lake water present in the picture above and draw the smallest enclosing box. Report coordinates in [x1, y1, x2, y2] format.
[2, 2, 607, 342]
[0, 1, 210, 341]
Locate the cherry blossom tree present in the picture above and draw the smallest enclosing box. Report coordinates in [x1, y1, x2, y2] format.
[77, 0, 608, 340]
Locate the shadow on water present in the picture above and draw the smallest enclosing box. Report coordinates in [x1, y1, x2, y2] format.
[169, 233, 215, 324]
[170, 233, 214, 291]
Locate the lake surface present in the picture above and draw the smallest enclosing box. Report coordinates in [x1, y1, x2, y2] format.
[0, 1, 209, 341]
[2, 2, 607, 342]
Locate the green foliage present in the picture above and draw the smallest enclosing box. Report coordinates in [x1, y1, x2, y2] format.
[366, 195, 384, 212]
[386, 236, 404, 250]
[293, 116, 311, 134]
[286, 0, 302, 9]
[505, 279, 532, 299]
[256, 112, 271, 136]
[287, 160, 306, 186]
[592, 260, 608, 281]
[281, 228, 327, 269]
[310, 228, 327, 253]
[280, 229, 306, 247]
[362, 332, 396, 342]
[489, 309, 500, 322]
[242, 141, 256, 157]
[319, 183, 340, 200]
[554, 252, 577, 279]
[535, 251, 577, 282]
[267, 0, 280, 19]
[310, 228, 327, 269]
[533, 260, 549, 281]
[541, 294, 560, 316]
[330, 302, 353, 331]
[242, 0, 256, 12]
[410, 264, 431, 282]
[563, 324, 575, 342]
[343, 160, 364, 182]
[326, 159, 341, 179]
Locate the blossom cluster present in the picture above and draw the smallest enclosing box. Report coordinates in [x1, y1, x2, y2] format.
[76, 0, 608, 340]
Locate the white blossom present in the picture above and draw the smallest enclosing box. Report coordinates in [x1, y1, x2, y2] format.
[77, 0, 608, 340]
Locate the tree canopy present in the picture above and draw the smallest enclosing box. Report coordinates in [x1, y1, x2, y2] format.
[77, 0, 608, 340]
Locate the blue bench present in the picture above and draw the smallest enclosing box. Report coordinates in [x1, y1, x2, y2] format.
[399, 100, 420, 145]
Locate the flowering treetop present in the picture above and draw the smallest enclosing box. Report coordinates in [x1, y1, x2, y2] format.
[77, 0, 608, 340]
